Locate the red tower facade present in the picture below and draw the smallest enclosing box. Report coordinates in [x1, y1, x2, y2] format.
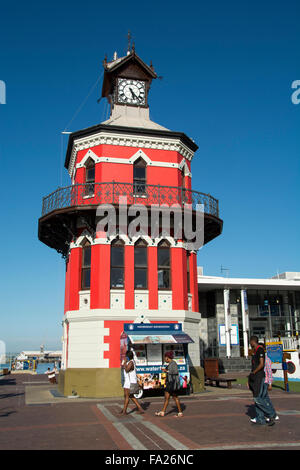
[38, 48, 222, 397]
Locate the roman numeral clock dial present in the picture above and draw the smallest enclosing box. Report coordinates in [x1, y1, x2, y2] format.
[117, 79, 146, 106]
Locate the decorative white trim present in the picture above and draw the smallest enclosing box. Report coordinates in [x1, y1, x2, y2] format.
[68, 131, 195, 175]
[79, 290, 91, 310]
[134, 313, 150, 323]
[77, 149, 99, 168]
[134, 291, 149, 310]
[70, 234, 192, 251]
[128, 149, 152, 165]
[188, 293, 193, 311]
[71, 230, 94, 248]
[75, 149, 192, 176]
[101, 235, 186, 248]
[179, 158, 192, 177]
[110, 290, 125, 310]
[130, 235, 152, 246]
[158, 291, 172, 310]
[64, 309, 201, 323]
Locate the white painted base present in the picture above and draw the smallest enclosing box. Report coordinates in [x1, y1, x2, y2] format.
[67, 320, 109, 369]
[63, 309, 201, 369]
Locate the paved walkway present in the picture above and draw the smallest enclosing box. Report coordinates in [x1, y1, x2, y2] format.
[1, 374, 300, 450]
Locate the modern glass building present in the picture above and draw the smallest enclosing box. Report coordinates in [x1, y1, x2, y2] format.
[198, 270, 300, 359]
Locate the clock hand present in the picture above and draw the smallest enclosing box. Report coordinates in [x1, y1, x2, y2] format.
[129, 87, 136, 99]
[129, 87, 139, 100]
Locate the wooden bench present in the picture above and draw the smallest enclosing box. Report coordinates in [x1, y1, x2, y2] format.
[204, 359, 237, 389]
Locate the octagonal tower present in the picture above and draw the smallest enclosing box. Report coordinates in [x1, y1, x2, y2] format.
[38, 46, 223, 397]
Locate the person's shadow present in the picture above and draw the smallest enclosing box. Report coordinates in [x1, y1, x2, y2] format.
[128, 401, 151, 414]
[0, 392, 24, 400]
[0, 407, 16, 418]
[164, 403, 186, 416]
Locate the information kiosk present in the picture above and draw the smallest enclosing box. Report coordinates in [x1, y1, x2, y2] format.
[120, 323, 194, 398]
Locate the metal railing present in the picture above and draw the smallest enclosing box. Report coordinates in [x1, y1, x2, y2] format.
[41, 182, 219, 218]
[266, 336, 300, 351]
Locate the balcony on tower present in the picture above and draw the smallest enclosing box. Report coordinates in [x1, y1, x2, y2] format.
[38, 124, 222, 257]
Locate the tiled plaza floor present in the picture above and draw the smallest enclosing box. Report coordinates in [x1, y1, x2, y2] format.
[1, 373, 300, 450]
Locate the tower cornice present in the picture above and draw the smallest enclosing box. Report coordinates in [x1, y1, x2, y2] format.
[65, 124, 199, 176]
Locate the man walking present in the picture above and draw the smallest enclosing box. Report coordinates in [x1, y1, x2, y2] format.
[248, 336, 275, 426]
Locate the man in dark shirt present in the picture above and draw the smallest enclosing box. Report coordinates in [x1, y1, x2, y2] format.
[248, 336, 275, 426]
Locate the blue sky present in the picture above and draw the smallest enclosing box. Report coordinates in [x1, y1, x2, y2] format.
[0, 0, 299, 351]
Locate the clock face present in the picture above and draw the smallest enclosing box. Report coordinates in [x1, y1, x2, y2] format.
[117, 79, 146, 106]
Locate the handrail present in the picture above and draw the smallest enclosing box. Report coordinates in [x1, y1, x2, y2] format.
[41, 182, 220, 218]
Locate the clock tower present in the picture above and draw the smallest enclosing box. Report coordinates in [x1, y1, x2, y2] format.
[38, 45, 223, 398]
[101, 46, 168, 130]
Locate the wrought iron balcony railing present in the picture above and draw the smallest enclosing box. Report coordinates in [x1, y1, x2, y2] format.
[41, 182, 219, 218]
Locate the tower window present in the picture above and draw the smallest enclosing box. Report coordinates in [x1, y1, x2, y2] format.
[81, 241, 91, 290]
[110, 239, 124, 289]
[157, 240, 171, 289]
[133, 158, 146, 195]
[181, 168, 186, 190]
[134, 239, 148, 289]
[85, 159, 95, 197]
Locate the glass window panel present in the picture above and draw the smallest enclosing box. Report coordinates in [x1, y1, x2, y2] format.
[110, 268, 124, 288]
[135, 247, 147, 267]
[82, 268, 91, 289]
[134, 167, 146, 179]
[135, 269, 147, 289]
[158, 248, 170, 267]
[133, 182, 146, 195]
[111, 246, 124, 266]
[85, 182, 95, 196]
[158, 269, 170, 289]
[86, 167, 95, 182]
[82, 246, 91, 267]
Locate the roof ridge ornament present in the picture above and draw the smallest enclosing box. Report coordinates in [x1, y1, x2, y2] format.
[127, 30, 132, 55]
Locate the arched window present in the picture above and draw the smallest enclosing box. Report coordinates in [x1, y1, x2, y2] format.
[133, 158, 146, 195]
[181, 168, 186, 190]
[181, 167, 189, 203]
[81, 240, 91, 290]
[134, 239, 148, 289]
[157, 240, 171, 289]
[85, 158, 95, 197]
[110, 239, 125, 289]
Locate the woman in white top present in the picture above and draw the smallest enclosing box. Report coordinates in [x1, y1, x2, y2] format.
[120, 350, 144, 415]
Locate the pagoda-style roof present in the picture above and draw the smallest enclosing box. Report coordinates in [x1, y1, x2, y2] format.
[101, 49, 157, 99]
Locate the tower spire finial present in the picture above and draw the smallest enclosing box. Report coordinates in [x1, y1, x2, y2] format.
[127, 30, 132, 54]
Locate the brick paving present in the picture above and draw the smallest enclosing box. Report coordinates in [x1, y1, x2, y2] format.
[1, 373, 300, 450]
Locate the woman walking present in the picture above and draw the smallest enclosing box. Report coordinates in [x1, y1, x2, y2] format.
[120, 350, 144, 416]
[155, 351, 183, 418]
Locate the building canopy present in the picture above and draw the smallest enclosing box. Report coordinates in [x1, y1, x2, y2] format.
[123, 323, 194, 345]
